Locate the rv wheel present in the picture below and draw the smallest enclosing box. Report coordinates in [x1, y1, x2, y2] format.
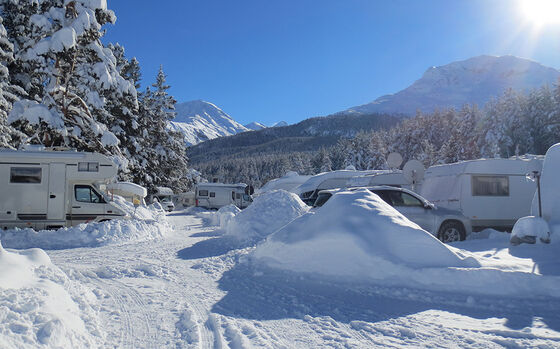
[437, 221, 466, 243]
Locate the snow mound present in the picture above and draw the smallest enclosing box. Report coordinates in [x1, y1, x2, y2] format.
[511, 216, 551, 245]
[0, 242, 103, 347]
[252, 189, 472, 276]
[0, 218, 167, 250]
[226, 190, 309, 241]
[217, 204, 241, 229]
[532, 143, 560, 235]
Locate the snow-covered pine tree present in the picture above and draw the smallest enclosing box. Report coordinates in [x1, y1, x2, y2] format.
[0, 16, 25, 148]
[139, 66, 189, 193]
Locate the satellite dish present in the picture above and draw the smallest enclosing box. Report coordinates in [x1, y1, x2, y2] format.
[387, 152, 403, 169]
[527, 159, 543, 174]
[403, 160, 425, 185]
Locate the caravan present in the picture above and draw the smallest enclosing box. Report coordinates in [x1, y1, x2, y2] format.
[0, 149, 126, 230]
[420, 157, 543, 231]
[149, 187, 175, 212]
[195, 183, 252, 209]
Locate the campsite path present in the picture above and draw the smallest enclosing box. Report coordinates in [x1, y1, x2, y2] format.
[48, 211, 560, 348]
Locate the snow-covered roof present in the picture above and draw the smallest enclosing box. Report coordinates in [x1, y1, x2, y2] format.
[107, 182, 147, 198]
[196, 183, 247, 188]
[294, 170, 385, 194]
[258, 172, 312, 194]
[425, 157, 544, 177]
[154, 187, 174, 195]
[0, 149, 112, 163]
[346, 171, 405, 187]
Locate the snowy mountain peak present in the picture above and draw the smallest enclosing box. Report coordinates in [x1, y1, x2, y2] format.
[272, 121, 288, 127]
[345, 55, 560, 116]
[245, 122, 267, 131]
[169, 100, 249, 146]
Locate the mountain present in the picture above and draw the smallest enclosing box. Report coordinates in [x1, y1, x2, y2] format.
[245, 122, 267, 131]
[345, 55, 560, 116]
[272, 121, 288, 127]
[168, 100, 249, 146]
[188, 112, 399, 165]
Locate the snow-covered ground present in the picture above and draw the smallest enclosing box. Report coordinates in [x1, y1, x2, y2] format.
[2, 199, 560, 348]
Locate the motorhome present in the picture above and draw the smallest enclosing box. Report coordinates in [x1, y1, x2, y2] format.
[106, 182, 147, 205]
[347, 171, 414, 190]
[420, 157, 543, 231]
[0, 149, 126, 230]
[149, 187, 175, 211]
[294, 169, 387, 205]
[195, 183, 252, 209]
[175, 191, 195, 208]
[257, 171, 312, 195]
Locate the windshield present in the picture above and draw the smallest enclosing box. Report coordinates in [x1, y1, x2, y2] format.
[160, 196, 171, 202]
[313, 192, 332, 208]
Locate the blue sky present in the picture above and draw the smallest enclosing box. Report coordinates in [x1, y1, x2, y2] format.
[102, 0, 560, 126]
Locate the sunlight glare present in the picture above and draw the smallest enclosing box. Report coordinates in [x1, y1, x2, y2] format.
[520, 0, 560, 25]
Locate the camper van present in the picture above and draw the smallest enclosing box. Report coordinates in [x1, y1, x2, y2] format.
[175, 191, 195, 208]
[420, 157, 543, 231]
[149, 187, 175, 212]
[0, 149, 126, 230]
[195, 183, 252, 209]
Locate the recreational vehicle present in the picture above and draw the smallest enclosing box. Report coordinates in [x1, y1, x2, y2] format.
[0, 149, 126, 230]
[294, 169, 387, 205]
[149, 187, 175, 211]
[347, 171, 413, 190]
[106, 182, 147, 205]
[420, 157, 543, 231]
[175, 191, 195, 208]
[195, 183, 252, 209]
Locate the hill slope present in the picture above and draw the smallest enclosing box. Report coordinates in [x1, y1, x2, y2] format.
[345, 55, 560, 116]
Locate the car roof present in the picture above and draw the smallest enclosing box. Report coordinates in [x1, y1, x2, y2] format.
[317, 186, 429, 202]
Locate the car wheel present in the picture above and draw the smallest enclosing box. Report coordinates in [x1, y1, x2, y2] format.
[437, 221, 466, 243]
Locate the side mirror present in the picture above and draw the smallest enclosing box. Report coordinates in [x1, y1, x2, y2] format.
[424, 203, 433, 209]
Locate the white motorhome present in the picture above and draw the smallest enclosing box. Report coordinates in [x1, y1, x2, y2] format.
[149, 187, 175, 212]
[294, 169, 387, 205]
[347, 171, 414, 190]
[0, 149, 126, 230]
[195, 183, 252, 209]
[106, 182, 147, 205]
[175, 191, 195, 208]
[420, 157, 543, 231]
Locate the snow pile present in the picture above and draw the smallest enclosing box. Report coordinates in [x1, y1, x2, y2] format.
[252, 189, 472, 275]
[217, 204, 241, 229]
[0, 242, 103, 347]
[226, 190, 309, 241]
[532, 143, 560, 235]
[248, 189, 560, 297]
[293, 169, 380, 195]
[511, 216, 551, 245]
[0, 201, 168, 250]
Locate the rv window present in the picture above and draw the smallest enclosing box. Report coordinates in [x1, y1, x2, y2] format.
[210, 192, 216, 197]
[75, 185, 105, 203]
[198, 190, 209, 196]
[472, 175, 509, 196]
[235, 193, 241, 199]
[10, 167, 42, 183]
[78, 162, 99, 172]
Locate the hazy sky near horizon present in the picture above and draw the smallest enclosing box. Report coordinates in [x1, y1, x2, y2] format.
[102, 0, 560, 125]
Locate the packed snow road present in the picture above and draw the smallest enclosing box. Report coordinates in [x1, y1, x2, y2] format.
[37, 209, 560, 348]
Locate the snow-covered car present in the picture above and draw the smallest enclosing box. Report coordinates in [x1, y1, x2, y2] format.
[313, 186, 471, 243]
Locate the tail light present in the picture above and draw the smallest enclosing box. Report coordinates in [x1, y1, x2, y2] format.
[196, 199, 199, 206]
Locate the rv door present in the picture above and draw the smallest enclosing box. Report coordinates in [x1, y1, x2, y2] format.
[47, 163, 66, 221]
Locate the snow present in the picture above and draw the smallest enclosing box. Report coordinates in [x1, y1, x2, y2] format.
[169, 100, 249, 146]
[50, 27, 77, 52]
[511, 216, 551, 245]
[106, 182, 147, 198]
[8, 100, 64, 129]
[293, 169, 381, 195]
[251, 190, 474, 276]
[0, 242, 103, 347]
[225, 190, 309, 241]
[532, 143, 560, 235]
[257, 171, 312, 194]
[244, 121, 267, 131]
[216, 204, 241, 229]
[0, 200, 167, 250]
[2, 190, 560, 347]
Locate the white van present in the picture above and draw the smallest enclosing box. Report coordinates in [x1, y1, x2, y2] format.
[195, 183, 252, 209]
[149, 187, 175, 212]
[0, 149, 126, 230]
[420, 157, 543, 231]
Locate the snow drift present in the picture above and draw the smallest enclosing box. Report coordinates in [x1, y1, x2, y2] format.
[532, 143, 560, 236]
[250, 190, 560, 297]
[0, 242, 102, 347]
[225, 190, 309, 241]
[0, 198, 168, 250]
